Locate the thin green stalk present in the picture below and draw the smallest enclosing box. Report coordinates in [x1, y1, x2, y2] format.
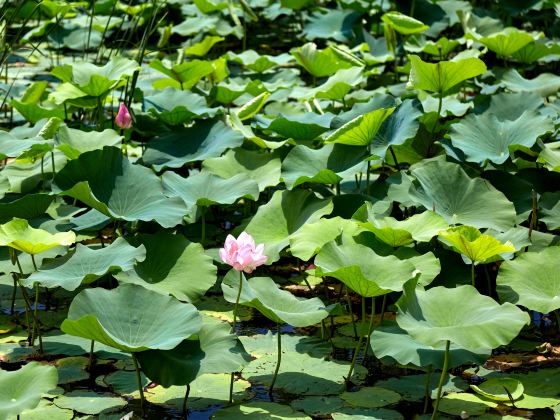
[431, 340, 450, 420]
[10, 273, 17, 315]
[268, 323, 282, 398]
[346, 333, 364, 386]
[182, 384, 191, 416]
[13, 252, 35, 346]
[132, 354, 145, 416]
[471, 263, 475, 287]
[423, 365, 433, 414]
[84, 0, 96, 59]
[345, 288, 358, 339]
[362, 297, 376, 362]
[229, 270, 244, 404]
[88, 340, 95, 372]
[30, 254, 43, 354]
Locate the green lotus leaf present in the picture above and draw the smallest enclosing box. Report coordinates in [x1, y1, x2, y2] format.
[341, 387, 401, 408]
[51, 56, 139, 97]
[371, 320, 490, 369]
[289, 217, 363, 261]
[214, 402, 311, 419]
[540, 192, 560, 229]
[281, 144, 367, 189]
[61, 284, 202, 352]
[291, 43, 352, 78]
[53, 146, 188, 228]
[53, 390, 126, 415]
[324, 108, 395, 146]
[498, 69, 560, 97]
[468, 27, 537, 57]
[303, 9, 360, 42]
[396, 282, 530, 352]
[237, 92, 270, 121]
[0, 194, 54, 224]
[0, 362, 58, 420]
[163, 170, 259, 211]
[496, 246, 560, 313]
[438, 392, 496, 417]
[505, 368, 560, 409]
[24, 237, 146, 291]
[227, 50, 292, 73]
[222, 271, 329, 327]
[512, 39, 560, 63]
[407, 55, 487, 94]
[281, 0, 313, 10]
[100, 370, 149, 397]
[312, 67, 364, 101]
[314, 240, 418, 297]
[184, 35, 224, 56]
[362, 210, 448, 247]
[376, 373, 469, 403]
[142, 119, 244, 171]
[538, 141, 560, 171]
[144, 88, 219, 125]
[471, 377, 524, 402]
[290, 396, 344, 416]
[203, 148, 281, 192]
[0, 218, 75, 254]
[136, 317, 250, 387]
[438, 226, 515, 264]
[405, 36, 460, 57]
[245, 189, 333, 263]
[258, 112, 333, 141]
[0, 132, 51, 160]
[382, 11, 428, 35]
[8, 399, 73, 420]
[409, 159, 516, 231]
[115, 231, 216, 303]
[331, 408, 404, 419]
[449, 111, 553, 164]
[55, 126, 122, 159]
[150, 58, 214, 90]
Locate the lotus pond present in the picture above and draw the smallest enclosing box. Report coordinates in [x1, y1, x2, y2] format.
[1, 0, 560, 419]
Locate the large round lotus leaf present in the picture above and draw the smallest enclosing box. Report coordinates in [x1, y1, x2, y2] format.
[409, 159, 516, 231]
[498, 69, 560, 97]
[289, 217, 363, 261]
[258, 112, 333, 141]
[382, 11, 428, 34]
[314, 240, 418, 297]
[407, 55, 487, 94]
[24, 237, 146, 291]
[290, 396, 345, 416]
[499, 367, 560, 409]
[162, 170, 259, 208]
[8, 399, 73, 420]
[53, 390, 126, 415]
[116, 231, 216, 303]
[331, 408, 404, 419]
[281, 144, 366, 189]
[396, 282, 530, 352]
[291, 43, 351, 78]
[241, 336, 366, 395]
[41, 332, 126, 359]
[0, 218, 75, 254]
[341, 387, 401, 408]
[362, 210, 448, 247]
[222, 270, 329, 327]
[145, 373, 251, 409]
[213, 402, 311, 419]
[438, 392, 496, 417]
[55, 356, 89, 384]
[0, 194, 54, 224]
[53, 146, 188, 228]
[471, 377, 524, 402]
[324, 108, 395, 146]
[144, 88, 218, 125]
[61, 284, 202, 352]
[470, 28, 536, 56]
[136, 317, 250, 387]
[496, 246, 560, 313]
[244, 189, 333, 263]
[51, 56, 138, 97]
[370, 321, 490, 369]
[449, 111, 553, 164]
[311, 67, 364, 101]
[203, 148, 282, 191]
[438, 225, 515, 264]
[239, 332, 332, 359]
[100, 370, 149, 397]
[372, 99, 422, 160]
[142, 119, 244, 171]
[55, 126, 122, 158]
[376, 373, 468, 403]
[0, 362, 58, 419]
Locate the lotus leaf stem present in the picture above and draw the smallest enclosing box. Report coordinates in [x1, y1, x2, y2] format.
[132, 354, 145, 416]
[30, 254, 43, 354]
[346, 332, 364, 386]
[431, 340, 450, 420]
[182, 384, 191, 417]
[88, 340, 95, 372]
[471, 263, 475, 287]
[268, 322, 282, 399]
[363, 297, 377, 362]
[423, 365, 433, 414]
[345, 287, 358, 339]
[10, 273, 17, 315]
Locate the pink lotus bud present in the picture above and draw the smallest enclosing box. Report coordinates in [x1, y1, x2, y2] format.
[115, 103, 133, 129]
[219, 232, 268, 273]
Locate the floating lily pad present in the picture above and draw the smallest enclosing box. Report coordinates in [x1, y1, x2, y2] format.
[341, 387, 401, 408]
[213, 401, 311, 419]
[471, 377, 524, 402]
[55, 356, 89, 384]
[53, 390, 126, 415]
[331, 408, 404, 419]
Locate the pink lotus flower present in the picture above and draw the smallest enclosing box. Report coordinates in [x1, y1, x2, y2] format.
[219, 232, 267, 273]
[115, 103, 133, 129]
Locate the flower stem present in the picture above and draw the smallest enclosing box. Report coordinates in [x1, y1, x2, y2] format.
[431, 340, 450, 420]
[132, 354, 145, 416]
[229, 270, 244, 404]
[471, 263, 475, 287]
[268, 322, 282, 399]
